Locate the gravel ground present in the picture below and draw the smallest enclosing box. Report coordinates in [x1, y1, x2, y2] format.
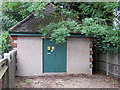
[15, 73, 119, 88]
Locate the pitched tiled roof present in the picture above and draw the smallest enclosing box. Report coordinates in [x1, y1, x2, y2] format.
[9, 3, 58, 33]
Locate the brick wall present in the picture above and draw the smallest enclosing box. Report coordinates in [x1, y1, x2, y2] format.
[11, 36, 18, 48]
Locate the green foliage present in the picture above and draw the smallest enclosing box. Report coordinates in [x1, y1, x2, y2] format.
[41, 16, 119, 52]
[0, 32, 12, 54]
[54, 2, 118, 25]
[2, 2, 117, 31]
[2, 2, 46, 31]
[2, 2, 119, 53]
[26, 2, 46, 18]
[2, 2, 31, 31]
[2, 2, 30, 21]
[2, 16, 18, 31]
[41, 2, 119, 53]
[80, 18, 119, 52]
[118, 2, 120, 10]
[80, 18, 109, 36]
[54, 5, 79, 18]
[40, 18, 80, 44]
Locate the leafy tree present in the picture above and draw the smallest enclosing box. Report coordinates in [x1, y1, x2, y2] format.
[2, 2, 119, 53]
[2, 2, 47, 31]
[41, 2, 119, 53]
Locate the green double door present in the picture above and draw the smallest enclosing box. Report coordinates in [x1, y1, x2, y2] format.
[43, 39, 66, 72]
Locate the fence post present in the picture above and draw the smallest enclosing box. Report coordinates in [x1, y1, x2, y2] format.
[9, 51, 13, 88]
[10, 50, 16, 88]
[106, 53, 109, 75]
[4, 49, 17, 88]
[4, 53, 11, 88]
[5, 65, 9, 88]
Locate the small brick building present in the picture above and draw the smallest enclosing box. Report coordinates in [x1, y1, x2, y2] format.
[9, 4, 93, 76]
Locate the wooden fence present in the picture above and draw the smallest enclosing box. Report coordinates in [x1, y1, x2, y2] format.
[93, 51, 120, 78]
[0, 49, 17, 89]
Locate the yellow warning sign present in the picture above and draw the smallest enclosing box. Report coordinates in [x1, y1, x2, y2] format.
[48, 46, 50, 50]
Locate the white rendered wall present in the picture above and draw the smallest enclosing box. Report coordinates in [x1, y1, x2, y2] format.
[67, 38, 92, 74]
[16, 37, 42, 76]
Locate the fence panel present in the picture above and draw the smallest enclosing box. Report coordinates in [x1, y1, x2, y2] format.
[0, 49, 17, 89]
[94, 52, 119, 78]
[0, 58, 8, 89]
